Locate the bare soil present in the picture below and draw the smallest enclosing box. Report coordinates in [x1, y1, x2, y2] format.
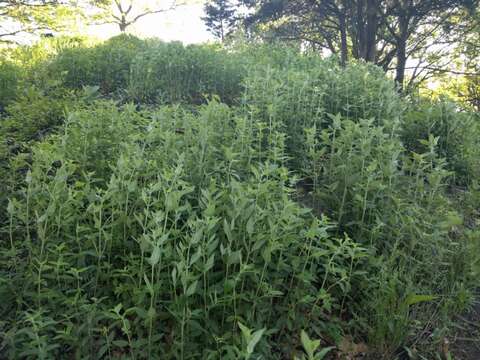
[450, 294, 480, 359]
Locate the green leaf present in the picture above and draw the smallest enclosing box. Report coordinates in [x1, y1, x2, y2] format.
[113, 303, 123, 314]
[247, 328, 265, 354]
[147, 306, 156, 320]
[227, 250, 242, 265]
[205, 254, 215, 272]
[112, 339, 129, 347]
[6, 200, 14, 215]
[171, 267, 178, 287]
[301, 330, 320, 360]
[186, 280, 198, 297]
[190, 247, 202, 266]
[144, 274, 153, 295]
[316, 346, 335, 360]
[246, 216, 255, 235]
[223, 219, 233, 241]
[148, 245, 160, 266]
[238, 322, 251, 340]
[405, 294, 437, 306]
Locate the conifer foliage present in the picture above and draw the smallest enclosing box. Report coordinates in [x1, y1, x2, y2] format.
[203, 0, 238, 41]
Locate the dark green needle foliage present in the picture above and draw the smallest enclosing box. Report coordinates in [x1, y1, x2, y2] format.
[203, 0, 239, 42]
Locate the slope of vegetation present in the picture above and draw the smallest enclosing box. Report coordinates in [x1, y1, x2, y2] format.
[0, 35, 479, 359]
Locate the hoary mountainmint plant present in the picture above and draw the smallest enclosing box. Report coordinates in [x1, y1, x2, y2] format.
[0, 36, 479, 359]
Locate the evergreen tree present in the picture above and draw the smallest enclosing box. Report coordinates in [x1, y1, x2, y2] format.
[203, 0, 238, 41]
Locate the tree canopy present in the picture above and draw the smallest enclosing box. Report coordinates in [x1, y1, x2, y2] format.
[89, 0, 186, 32]
[203, 0, 238, 41]
[239, 0, 479, 90]
[0, 0, 78, 42]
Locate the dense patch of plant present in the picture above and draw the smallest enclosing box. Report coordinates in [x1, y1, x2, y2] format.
[0, 86, 82, 225]
[401, 99, 480, 185]
[21, 35, 246, 105]
[0, 60, 21, 111]
[128, 41, 245, 104]
[242, 57, 404, 169]
[44, 34, 145, 95]
[0, 35, 479, 359]
[1, 101, 368, 358]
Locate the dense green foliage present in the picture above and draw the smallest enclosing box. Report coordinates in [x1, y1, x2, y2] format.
[0, 35, 479, 359]
[128, 41, 245, 104]
[0, 0, 79, 42]
[0, 60, 21, 110]
[42, 35, 145, 95]
[402, 100, 480, 184]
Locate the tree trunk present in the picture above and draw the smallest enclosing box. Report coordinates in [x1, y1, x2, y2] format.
[356, 0, 366, 59]
[395, 17, 409, 91]
[364, 0, 378, 62]
[352, 0, 377, 63]
[339, 13, 348, 66]
[220, 20, 225, 42]
[119, 14, 127, 32]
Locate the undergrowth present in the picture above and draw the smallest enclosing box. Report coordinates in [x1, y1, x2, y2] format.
[0, 35, 479, 359]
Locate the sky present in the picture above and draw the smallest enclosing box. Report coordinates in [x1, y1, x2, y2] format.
[85, 2, 214, 44]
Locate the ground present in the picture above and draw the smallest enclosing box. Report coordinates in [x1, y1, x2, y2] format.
[451, 292, 480, 359]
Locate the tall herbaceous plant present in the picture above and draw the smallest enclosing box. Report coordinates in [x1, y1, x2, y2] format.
[0, 37, 479, 359]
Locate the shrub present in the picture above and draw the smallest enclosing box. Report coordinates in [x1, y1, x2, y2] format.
[0, 86, 78, 225]
[1, 87, 75, 145]
[42, 36, 247, 104]
[401, 99, 480, 184]
[45, 34, 145, 95]
[11, 35, 92, 67]
[244, 55, 404, 125]
[1, 101, 367, 359]
[128, 41, 245, 104]
[0, 60, 22, 111]
[0, 39, 478, 360]
[242, 56, 404, 168]
[300, 113, 476, 357]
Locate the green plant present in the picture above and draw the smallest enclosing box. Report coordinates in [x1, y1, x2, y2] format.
[238, 322, 266, 359]
[0, 60, 22, 110]
[0, 38, 478, 360]
[128, 41, 245, 104]
[1, 100, 368, 358]
[43, 34, 144, 95]
[295, 330, 334, 360]
[401, 99, 480, 184]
